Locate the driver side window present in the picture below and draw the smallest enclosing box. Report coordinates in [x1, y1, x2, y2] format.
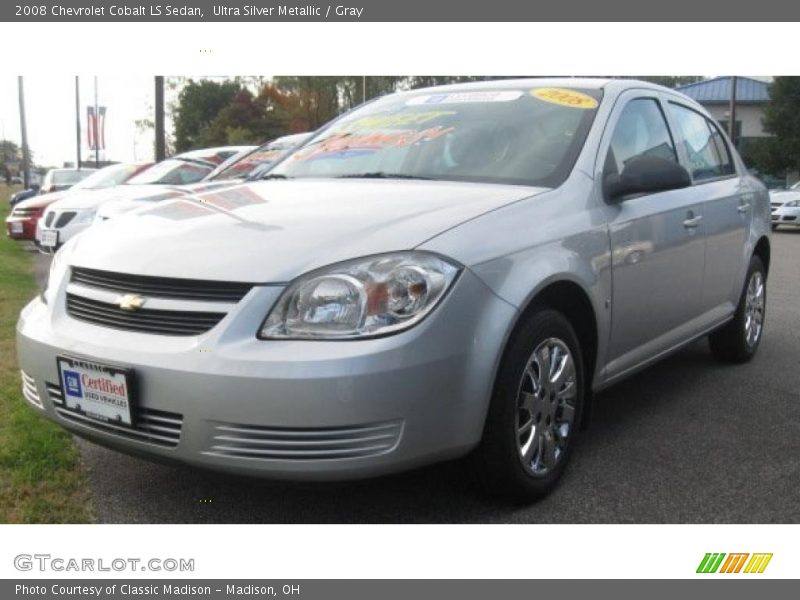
[604, 98, 678, 179]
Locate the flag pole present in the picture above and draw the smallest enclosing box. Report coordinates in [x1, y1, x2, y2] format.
[75, 76, 82, 169]
[94, 76, 100, 168]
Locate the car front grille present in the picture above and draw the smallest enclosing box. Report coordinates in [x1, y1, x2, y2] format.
[205, 420, 404, 461]
[782, 215, 797, 221]
[66, 293, 226, 336]
[71, 267, 253, 302]
[47, 382, 183, 447]
[54, 211, 77, 228]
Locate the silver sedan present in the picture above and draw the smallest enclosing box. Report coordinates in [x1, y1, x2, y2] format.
[17, 78, 771, 500]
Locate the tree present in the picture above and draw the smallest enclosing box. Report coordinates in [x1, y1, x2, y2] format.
[1, 139, 25, 183]
[173, 79, 242, 151]
[272, 77, 343, 131]
[0, 139, 22, 161]
[197, 88, 292, 146]
[753, 77, 800, 175]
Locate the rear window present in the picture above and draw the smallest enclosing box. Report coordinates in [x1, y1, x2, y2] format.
[52, 170, 93, 185]
[669, 103, 735, 181]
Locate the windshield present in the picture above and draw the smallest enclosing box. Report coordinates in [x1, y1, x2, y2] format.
[71, 163, 143, 190]
[209, 142, 298, 181]
[271, 87, 602, 187]
[126, 159, 213, 185]
[51, 169, 93, 185]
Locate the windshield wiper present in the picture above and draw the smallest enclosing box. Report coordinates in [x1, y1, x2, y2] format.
[336, 172, 433, 180]
[260, 173, 291, 180]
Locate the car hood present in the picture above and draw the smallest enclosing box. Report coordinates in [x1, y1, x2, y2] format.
[96, 180, 239, 218]
[68, 179, 545, 282]
[14, 190, 67, 210]
[769, 190, 800, 202]
[51, 184, 187, 211]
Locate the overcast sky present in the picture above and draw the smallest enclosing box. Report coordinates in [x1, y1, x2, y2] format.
[1, 75, 157, 167]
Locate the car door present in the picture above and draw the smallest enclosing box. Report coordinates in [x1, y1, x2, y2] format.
[666, 102, 749, 315]
[598, 93, 707, 381]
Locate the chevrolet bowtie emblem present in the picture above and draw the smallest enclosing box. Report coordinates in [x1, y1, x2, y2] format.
[117, 294, 146, 311]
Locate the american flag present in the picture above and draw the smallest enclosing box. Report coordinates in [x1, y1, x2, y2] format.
[87, 106, 107, 151]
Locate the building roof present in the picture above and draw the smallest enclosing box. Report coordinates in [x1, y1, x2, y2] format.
[676, 77, 769, 105]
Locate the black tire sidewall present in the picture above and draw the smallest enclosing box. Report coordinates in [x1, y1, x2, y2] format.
[736, 256, 767, 358]
[480, 308, 585, 499]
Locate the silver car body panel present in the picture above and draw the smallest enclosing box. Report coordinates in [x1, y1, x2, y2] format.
[17, 78, 771, 479]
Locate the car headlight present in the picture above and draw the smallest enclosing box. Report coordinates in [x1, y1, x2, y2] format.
[786, 200, 800, 207]
[74, 209, 97, 225]
[40, 248, 67, 305]
[259, 252, 461, 340]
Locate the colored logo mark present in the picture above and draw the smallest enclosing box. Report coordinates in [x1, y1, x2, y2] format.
[64, 370, 83, 398]
[697, 553, 773, 574]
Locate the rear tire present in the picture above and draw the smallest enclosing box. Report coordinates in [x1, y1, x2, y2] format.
[475, 309, 584, 501]
[709, 255, 766, 363]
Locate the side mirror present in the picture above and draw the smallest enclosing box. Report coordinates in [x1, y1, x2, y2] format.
[604, 155, 691, 202]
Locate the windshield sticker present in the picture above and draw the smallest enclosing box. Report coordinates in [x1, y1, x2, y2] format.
[345, 111, 456, 131]
[407, 91, 523, 105]
[293, 126, 454, 162]
[137, 191, 184, 203]
[141, 200, 215, 221]
[531, 88, 599, 109]
[196, 186, 267, 210]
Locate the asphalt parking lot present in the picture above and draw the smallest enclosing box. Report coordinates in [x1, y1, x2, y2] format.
[30, 231, 800, 523]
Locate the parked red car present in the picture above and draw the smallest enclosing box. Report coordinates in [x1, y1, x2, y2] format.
[5, 162, 150, 241]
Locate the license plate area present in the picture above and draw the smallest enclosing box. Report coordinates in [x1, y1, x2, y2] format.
[40, 229, 58, 247]
[10, 221, 23, 234]
[57, 356, 136, 427]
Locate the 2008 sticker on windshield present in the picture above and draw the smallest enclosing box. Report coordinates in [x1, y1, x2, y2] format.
[531, 88, 599, 109]
[407, 90, 523, 105]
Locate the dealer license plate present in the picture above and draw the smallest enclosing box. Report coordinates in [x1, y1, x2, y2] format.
[57, 356, 135, 426]
[39, 229, 58, 247]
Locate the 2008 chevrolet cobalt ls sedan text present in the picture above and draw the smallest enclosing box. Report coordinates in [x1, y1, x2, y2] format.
[17, 79, 771, 499]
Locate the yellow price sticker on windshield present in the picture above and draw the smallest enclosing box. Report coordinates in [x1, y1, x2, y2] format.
[531, 88, 598, 109]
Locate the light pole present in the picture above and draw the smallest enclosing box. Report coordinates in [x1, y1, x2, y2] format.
[17, 76, 30, 188]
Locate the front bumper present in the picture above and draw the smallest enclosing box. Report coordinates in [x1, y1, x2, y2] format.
[37, 219, 91, 249]
[16, 269, 515, 481]
[772, 209, 800, 225]
[5, 216, 37, 240]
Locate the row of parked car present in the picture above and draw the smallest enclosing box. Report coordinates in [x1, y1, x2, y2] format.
[5, 132, 311, 250]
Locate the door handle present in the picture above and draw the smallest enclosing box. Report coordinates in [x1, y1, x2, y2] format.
[737, 202, 751, 214]
[683, 215, 703, 229]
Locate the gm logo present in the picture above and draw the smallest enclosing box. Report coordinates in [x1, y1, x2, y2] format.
[63, 370, 83, 398]
[697, 553, 773, 574]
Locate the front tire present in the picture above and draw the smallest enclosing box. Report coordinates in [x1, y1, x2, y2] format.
[709, 255, 766, 363]
[475, 309, 584, 501]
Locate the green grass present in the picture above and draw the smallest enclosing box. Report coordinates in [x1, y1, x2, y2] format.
[0, 186, 92, 523]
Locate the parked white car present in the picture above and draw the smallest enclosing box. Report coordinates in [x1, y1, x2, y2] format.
[94, 133, 311, 222]
[37, 147, 251, 251]
[768, 189, 800, 212]
[771, 197, 800, 229]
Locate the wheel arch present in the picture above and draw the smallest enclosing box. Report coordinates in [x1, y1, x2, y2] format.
[505, 277, 600, 429]
[753, 235, 771, 276]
